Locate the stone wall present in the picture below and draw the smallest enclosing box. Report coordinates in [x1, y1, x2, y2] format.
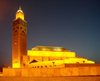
[3, 64, 100, 77]
[0, 76, 100, 81]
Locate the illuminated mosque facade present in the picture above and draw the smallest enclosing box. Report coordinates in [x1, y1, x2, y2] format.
[2, 7, 100, 77]
[12, 7, 94, 68]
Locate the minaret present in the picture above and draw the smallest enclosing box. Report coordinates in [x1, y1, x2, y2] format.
[12, 7, 27, 68]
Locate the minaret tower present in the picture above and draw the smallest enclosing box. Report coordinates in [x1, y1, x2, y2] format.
[12, 7, 27, 68]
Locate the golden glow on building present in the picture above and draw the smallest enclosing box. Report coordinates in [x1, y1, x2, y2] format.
[2, 7, 99, 77]
[12, 8, 95, 69]
[16, 6, 24, 20]
[21, 46, 94, 68]
[12, 7, 27, 68]
[13, 63, 20, 68]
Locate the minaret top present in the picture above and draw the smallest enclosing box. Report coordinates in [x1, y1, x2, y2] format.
[19, 6, 21, 10]
[17, 6, 23, 13]
[16, 6, 24, 20]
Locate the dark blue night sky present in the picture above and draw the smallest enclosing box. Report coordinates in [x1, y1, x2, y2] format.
[0, 0, 100, 67]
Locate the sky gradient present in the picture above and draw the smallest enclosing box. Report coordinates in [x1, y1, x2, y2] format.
[0, 0, 100, 67]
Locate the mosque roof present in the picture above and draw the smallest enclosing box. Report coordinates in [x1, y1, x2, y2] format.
[31, 46, 70, 52]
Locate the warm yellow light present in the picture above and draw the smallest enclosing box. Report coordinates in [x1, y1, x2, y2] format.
[16, 6, 24, 20]
[19, 6, 21, 10]
[27, 49, 95, 68]
[27, 50, 75, 57]
[13, 63, 20, 68]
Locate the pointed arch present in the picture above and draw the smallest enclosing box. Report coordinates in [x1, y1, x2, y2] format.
[29, 59, 38, 64]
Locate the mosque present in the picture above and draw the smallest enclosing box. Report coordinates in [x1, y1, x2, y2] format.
[2, 7, 100, 77]
[12, 7, 95, 68]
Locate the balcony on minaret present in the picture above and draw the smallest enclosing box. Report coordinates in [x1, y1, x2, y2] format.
[16, 6, 24, 20]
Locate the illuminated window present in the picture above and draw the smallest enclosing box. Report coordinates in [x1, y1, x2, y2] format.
[14, 41, 17, 44]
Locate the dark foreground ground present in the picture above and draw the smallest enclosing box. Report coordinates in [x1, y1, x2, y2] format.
[0, 76, 100, 81]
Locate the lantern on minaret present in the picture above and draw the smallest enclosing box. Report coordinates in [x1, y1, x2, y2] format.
[16, 6, 24, 20]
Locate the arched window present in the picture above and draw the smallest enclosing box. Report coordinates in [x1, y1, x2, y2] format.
[76, 62, 79, 64]
[45, 65, 47, 67]
[83, 61, 85, 63]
